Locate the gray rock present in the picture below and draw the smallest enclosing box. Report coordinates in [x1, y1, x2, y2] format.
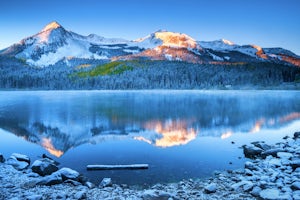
[25, 195, 42, 200]
[245, 161, 257, 171]
[74, 191, 86, 200]
[141, 190, 171, 200]
[204, 183, 217, 193]
[31, 158, 58, 176]
[64, 179, 82, 186]
[84, 181, 95, 189]
[36, 173, 63, 186]
[290, 160, 300, 170]
[242, 145, 263, 159]
[262, 148, 285, 158]
[291, 181, 300, 190]
[99, 178, 112, 188]
[54, 167, 80, 181]
[251, 186, 262, 197]
[11, 153, 30, 164]
[293, 132, 300, 139]
[277, 152, 293, 160]
[259, 188, 280, 200]
[0, 153, 5, 163]
[252, 141, 271, 151]
[6, 156, 29, 170]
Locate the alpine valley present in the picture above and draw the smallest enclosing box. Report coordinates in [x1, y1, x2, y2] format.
[1, 21, 300, 89]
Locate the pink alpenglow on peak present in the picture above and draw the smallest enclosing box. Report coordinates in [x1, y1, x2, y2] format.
[40, 21, 62, 32]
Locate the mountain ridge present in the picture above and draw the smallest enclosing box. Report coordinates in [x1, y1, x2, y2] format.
[1, 21, 300, 67]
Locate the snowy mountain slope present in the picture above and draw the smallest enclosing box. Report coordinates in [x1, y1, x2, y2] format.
[0, 21, 300, 67]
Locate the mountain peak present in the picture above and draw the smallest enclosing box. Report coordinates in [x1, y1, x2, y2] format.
[221, 39, 234, 45]
[41, 21, 62, 32]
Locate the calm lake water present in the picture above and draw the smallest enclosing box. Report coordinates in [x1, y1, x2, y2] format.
[0, 90, 300, 186]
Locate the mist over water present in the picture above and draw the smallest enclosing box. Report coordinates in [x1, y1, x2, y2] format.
[0, 90, 299, 185]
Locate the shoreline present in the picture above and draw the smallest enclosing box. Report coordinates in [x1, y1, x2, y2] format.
[1, 132, 300, 200]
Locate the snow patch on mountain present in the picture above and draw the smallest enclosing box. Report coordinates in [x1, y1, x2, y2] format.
[199, 39, 236, 51]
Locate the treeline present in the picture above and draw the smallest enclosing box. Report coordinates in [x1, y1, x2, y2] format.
[0, 57, 299, 90]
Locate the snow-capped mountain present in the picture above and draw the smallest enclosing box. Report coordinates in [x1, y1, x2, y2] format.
[1, 21, 300, 67]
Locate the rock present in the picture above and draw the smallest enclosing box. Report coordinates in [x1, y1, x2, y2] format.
[251, 186, 262, 197]
[36, 173, 62, 186]
[54, 167, 80, 181]
[261, 148, 285, 158]
[0, 153, 5, 163]
[6, 156, 29, 170]
[291, 181, 300, 190]
[252, 141, 271, 151]
[74, 191, 87, 200]
[277, 152, 293, 160]
[242, 145, 263, 158]
[31, 158, 58, 176]
[268, 158, 281, 167]
[141, 190, 171, 200]
[293, 191, 300, 200]
[204, 183, 217, 193]
[245, 161, 257, 171]
[25, 195, 43, 200]
[293, 132, 300, 139]
[259, 188, 280, 200]
[231, 181, 253, 192]
[11, 153, 30, 164]
[42, 154, 60, 165]
[99, 178, 112, 188]
[84, 181, 95, 189]
[290, 160, 300, 170]
[64, 179, 82, 186]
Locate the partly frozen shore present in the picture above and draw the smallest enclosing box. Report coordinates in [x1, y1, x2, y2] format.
[0, 132, 300, 200]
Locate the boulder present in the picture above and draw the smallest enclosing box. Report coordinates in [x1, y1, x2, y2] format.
[36, 173, 63, 186]
[31, 158, 58, 176]
[11, 153, 30, 164]
[293, 132, 300, 139]
[261, 148, 285, 158]
[54, 167, 80, 181]
[245, 161, 258, 171]
[74, 191, 87, 200]
[64, 179, 82, 186]
[141, 190, 171, 200]
[290, 159, 300, 170]
[277, 152, 293, 160]
[242, 145, 263, 159]
[204, 183, 217, 193]
[259, 189, 280, 200]
[251, 186, 262, 197]
[252, 141, 271, 151]
[0, 153, 5, 163]
[99, 178, 112, 188]
[6, 156, 29, 170]
[291, 181, 300, 190]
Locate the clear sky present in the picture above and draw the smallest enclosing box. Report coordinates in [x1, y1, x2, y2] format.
[0, 0, 300, 55]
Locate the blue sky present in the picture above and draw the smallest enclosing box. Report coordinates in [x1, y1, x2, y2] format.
[1, 0, 300, 54]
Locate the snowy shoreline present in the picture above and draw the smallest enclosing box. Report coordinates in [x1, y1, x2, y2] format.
[1, 132, 300, 200]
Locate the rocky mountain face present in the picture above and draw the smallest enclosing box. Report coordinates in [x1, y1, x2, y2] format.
[1, 21, 300, 67]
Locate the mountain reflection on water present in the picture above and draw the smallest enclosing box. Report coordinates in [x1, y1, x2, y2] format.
[0, 91, 300, 158]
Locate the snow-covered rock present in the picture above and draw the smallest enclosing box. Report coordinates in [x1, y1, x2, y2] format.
[204, 183, 217, 193]
[36, 172, 63, 186]
[6, 156, 29, 170]
[31, 158, 58, 176]
[74, 190, 87, 200]
[53, 167, 80, 181]
[99, 178, 112, 188]
[259, 188, 281, 200]
[0, 153, 5, 163]
[277, 152, 293, 160]
[11, 153, 30, 164]
[242, 145, 263, 158]
[291, 181, 300, 190]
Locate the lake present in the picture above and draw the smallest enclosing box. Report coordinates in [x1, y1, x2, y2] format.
[0, 90, 300, 186]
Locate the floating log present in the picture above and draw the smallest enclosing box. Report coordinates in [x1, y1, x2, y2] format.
[87, 164, 149, 170]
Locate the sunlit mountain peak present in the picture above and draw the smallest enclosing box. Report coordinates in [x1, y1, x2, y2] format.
[221, 39, 235, 45]
[41, 21, 62, 32]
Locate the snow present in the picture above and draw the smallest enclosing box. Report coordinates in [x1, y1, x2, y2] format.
[199, 39, 236, 51]
[26, 39, 108, 66]
[123, 49, 140, 53]
[41, 21, 61, 33]
[208, 52, 224, 61]
[132, 30, 201, 50]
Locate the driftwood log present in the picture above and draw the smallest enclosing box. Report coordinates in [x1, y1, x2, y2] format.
[86, 164, 149, 170]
